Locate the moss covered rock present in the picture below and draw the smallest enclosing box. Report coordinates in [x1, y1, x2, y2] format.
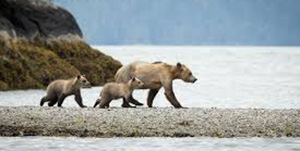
[0, 37, 121, 90]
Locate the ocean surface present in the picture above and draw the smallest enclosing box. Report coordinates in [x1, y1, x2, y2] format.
[1, 46, 299, 108]
[0, 137, 299, 151]
[0, 46, 300, 151]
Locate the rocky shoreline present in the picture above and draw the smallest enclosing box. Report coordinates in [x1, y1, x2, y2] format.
[0, 106, 299, 137]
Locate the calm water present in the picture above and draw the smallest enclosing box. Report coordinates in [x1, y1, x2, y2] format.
[0, 46, 299, 108]
[0, 137, 299, 151]
[0, 46, 300, 150]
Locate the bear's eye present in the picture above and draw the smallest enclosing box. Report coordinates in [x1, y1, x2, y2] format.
[189, 72, 192, 76]
[83, 80, 87, 83]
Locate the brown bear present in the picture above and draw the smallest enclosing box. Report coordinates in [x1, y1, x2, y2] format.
[115, 61, 197, 108]
[93, 77, 144, 108]
[40, 75, 91, 108]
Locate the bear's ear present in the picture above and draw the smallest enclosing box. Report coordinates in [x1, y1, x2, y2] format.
[177, 62, 182, 68]
[132, 77, 136, 81]
[77, 75, 81, 79]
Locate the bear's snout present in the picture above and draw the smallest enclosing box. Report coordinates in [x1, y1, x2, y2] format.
[139, 82, 145, 87]
[189, 75, 197, 83]
[84, 82, 92, 88]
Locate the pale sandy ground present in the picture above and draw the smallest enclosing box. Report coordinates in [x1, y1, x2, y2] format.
[0, 106, 299, 137]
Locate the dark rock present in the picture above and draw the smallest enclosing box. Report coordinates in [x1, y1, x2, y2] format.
[0, 0, 82, 39]
[173, 132, 194, 137]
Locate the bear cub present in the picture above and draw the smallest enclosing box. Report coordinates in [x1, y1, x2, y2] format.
[94, 77, 144, 108]
[40, 75, 91, 108]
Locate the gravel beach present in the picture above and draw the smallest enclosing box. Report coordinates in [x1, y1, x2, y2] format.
[0, 106, 299, 137]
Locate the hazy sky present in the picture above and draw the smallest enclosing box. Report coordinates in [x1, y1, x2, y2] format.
[54, 0, 300, 46]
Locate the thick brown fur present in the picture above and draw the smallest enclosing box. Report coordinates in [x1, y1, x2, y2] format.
[115, 61, 197, 108]
[40, 75, 91, 108]
[94, 77, 144, 108]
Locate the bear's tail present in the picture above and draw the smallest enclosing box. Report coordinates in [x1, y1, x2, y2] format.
[93, 98, 101, 108]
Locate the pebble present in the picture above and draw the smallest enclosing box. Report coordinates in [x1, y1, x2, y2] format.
[0, 106, 299, 137]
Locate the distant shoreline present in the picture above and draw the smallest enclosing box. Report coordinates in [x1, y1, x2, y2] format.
[0, 106, 299, 137]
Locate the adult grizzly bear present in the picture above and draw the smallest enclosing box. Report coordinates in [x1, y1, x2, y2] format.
[115, 61, 197, 108]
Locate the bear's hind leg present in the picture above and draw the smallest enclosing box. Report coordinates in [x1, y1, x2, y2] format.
[48, 100, 57, 106]
[93, 98, 101, 107]
[48, 96, 58, 107]
[147, 89, 160, 108]
[99, 98, 112, 108]
[40, 96, 51, 106]
[57, 94, 67, 107]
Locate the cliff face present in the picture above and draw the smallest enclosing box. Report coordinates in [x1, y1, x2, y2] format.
[0, 0, 122, 90]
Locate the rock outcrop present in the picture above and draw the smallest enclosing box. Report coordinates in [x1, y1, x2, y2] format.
[0, 0, 122, 90]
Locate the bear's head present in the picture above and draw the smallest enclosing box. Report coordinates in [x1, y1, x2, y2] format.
[175, 62, 197, 83]
[76, 75, 91, 88]
[130, 77, 144, 89]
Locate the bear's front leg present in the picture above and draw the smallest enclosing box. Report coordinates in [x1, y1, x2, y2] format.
[122, 97, 136, 108]
[128, 94, 144, 106]
[75, 90, 86, 108]
[163, 82, 183, 108]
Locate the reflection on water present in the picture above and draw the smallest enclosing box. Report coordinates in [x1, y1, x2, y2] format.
[0, 137, 299, 151]
[1, 46, 300, 108]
